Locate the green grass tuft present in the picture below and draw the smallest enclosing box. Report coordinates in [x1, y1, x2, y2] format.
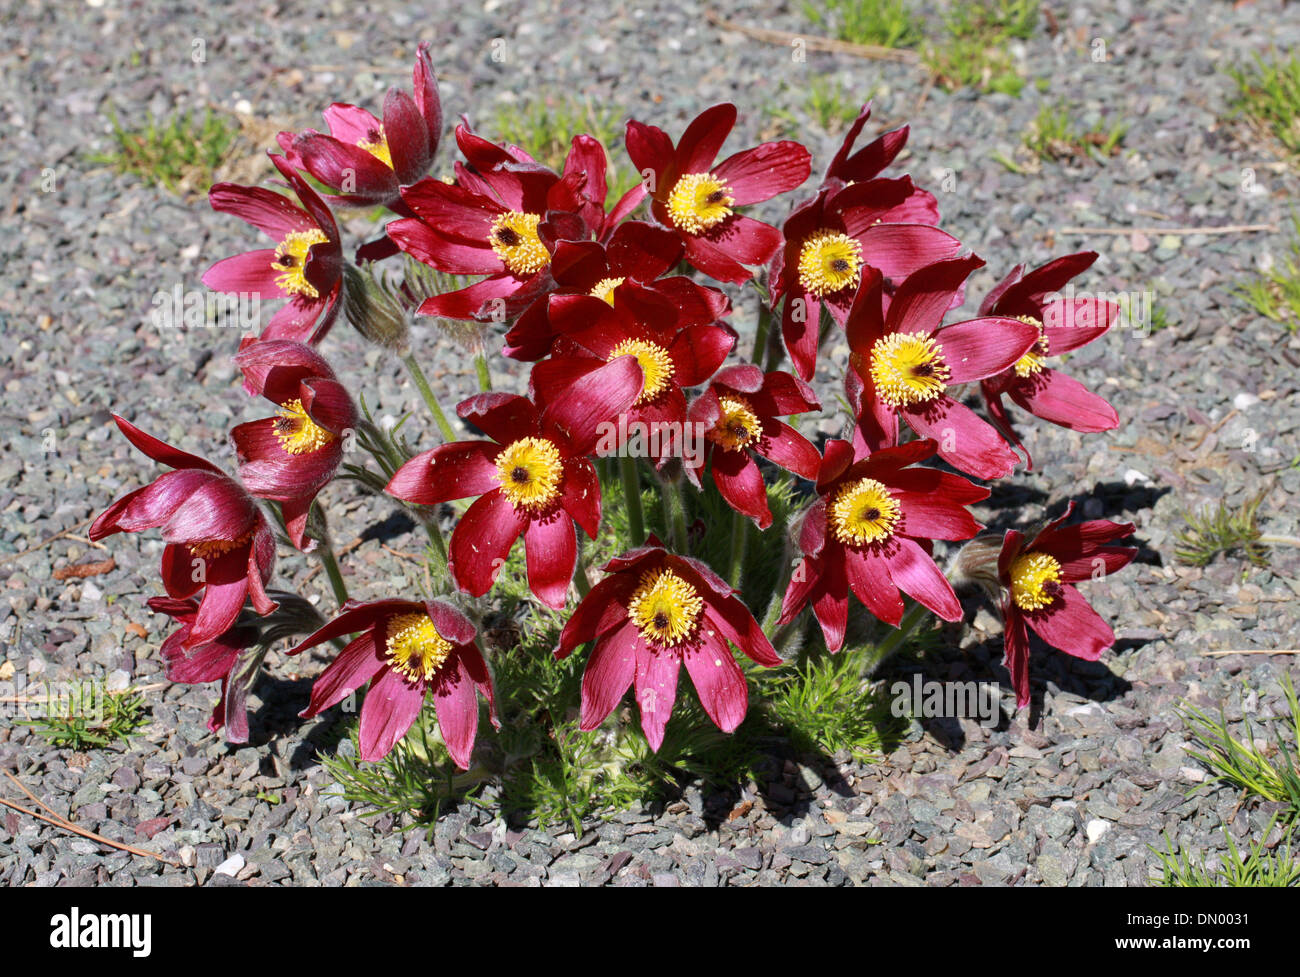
[1151, 815, 1300, 887]
[21, 683, 149, 750]
[92, 108, 239, 193]
[803, 0, 923, 48]
[1023, 101, 1129, 162]
[1236, 215, 1300, 331]
[1174, 494, 1269, 568]
[1229, 52, 1300, 163]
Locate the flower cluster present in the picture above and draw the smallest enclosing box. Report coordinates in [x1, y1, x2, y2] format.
[95, 45, 1137, 770]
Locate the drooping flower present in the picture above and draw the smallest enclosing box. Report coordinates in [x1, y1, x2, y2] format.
[290, 599, 496, 765]
[770, 177, 963, 379]
[148, 596, 260, 742]
[503, 220, 727, 360]
[997, 503, 1136, 708]
[846, 258, 1041, 480]
[279, 42, 443, 211]
[778, 438, 987, 652]
[386, 356, 644, 608]
[626, 103, 811, 283]
[385, 124, 592, 321]
[230, 340, 359, 550]
[90, 416, 277, 650]
[685, 365, 821, 528]
[555, 537, 781, 751]
[977, 251, 1120, 469]
[531, 294, 735, 467]
[203, 154, 344, 344]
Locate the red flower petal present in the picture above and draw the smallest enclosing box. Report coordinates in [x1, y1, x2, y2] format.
[936, 316, 1039, 383]
[561, 457, 601, 539]
[578, 620, 639, 729]
[884, 537, 962, 621]
[1025, 584, 1116, 661]
[903, 395, 1021, 481]
[299, 632, 384, 718]
[359, 666, 426, 762]
[634, 645, 681, 752]
[1009, 368, 1119, 433]
[387, 441, 501, 506]
[844, 545, 904, 626]
[431, 655, 480, 770]
[448, 490, 528, 597]
[524, 510, 577, 609]
[712, 141, 811, 205]
[684, 637, 748, 733]
[887, 255, 984, 337]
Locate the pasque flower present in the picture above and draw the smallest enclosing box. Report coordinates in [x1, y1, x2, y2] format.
[290, 599, 496, 765]
[626, 102, 811, 283]
[386, 356, 645, 608]
[386, 124, 591, 321]
[149, 596, 260, 742]
[998, 503, 1136, 707]
[846, 258, 1041, 480]
[279, 42, 442, 211]
[231, 340, 358, 550]
[779, 438, 986, 652]
[555, 537, 781, 751]
[90, 416, 277, 650]
[978, 251, 1120, 469]
[685, 365, 821, 528]
[531, 293, 735, 467]
[503, 220, 728, 360]
[203, 154, 344, 344]
[770, 175, 962, 380]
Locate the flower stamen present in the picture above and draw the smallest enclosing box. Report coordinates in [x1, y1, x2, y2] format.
[869, 333, 951, 407]
[1009, 552, 1063, 611]
[189, 533, 251, 560]
[356, 125, 394, 168]
[385, 612, 452, 683]
[590, 277, 625, 306]
[797, 230, 862, 297]
[666, 173, 734, 235]
[489, 211, 549, 276]
[272, 229, 328, 299]
[608, 338, 674, 404]
[1013, 314, 1050, 378]
[628, 568, 703, 647]
[274, 399, 335, 454]
[494, 437, 564, 511]
[707, 396, 761, 451]
[829, 478, 901, 546]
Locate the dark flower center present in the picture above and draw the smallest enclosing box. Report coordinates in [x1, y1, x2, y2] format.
[653, 611, 669, 630]
[496, 227, 521, 246]
[511, 465, 530, 484]
[831, 257, 850, 272]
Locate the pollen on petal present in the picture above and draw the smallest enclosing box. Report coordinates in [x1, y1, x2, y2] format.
[869, 333, 950, 407]
[829, 477, 901, 547]
[666, 172, 734, 235]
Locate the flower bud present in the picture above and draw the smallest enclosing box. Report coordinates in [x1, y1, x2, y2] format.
[342, 262, 410, 355]
[949, 533, 1004, 600]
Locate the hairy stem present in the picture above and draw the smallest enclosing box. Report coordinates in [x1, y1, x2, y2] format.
[401, 352, 457, 442]
[620, 455, 645, 545]
[727, 507, 749, 587]
[474, 353, 492, 393]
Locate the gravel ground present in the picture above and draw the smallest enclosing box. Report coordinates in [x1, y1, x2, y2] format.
[1, 0, 1298, 886]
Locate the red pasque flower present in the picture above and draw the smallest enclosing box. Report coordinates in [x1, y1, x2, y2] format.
[778, 438, 987, 652]
[231, 340, 359, 550]
[846, 258, 1041, 480]
[503, 219, 728, 360]
[626, 103, 811, 283]
[203, 154, 344, 344]
[386, 356, 644, 608]
[998, 503, 1136, 708]
[290, 599, 496, 765]
[530, 294, 735, 467]
[148, 596, 260, 742]
[978, 251, 1120, 469]
[685, 365, 821, 528]
[90, 416, 277, 651]
[279, 42, 442, 211]
[770, 176, 963, 380]
[385, 124, 592, 321]
[555, 537, 781, 751]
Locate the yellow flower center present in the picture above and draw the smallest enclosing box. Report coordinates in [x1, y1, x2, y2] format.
[384, 612, 452, 683]
[628, 568, 704, 647]
[665, 172, 734, 235]
[273, 399, 335, 454]
[356, 125, 394, 168]
[1012, 315, 1050, 378]
[272, 229, 328, 299]
[189, 533, 251, 560]
[797, 230, 863, 297]
[707, 396, 761, 451]
[489, 211, 549, 276]
[829, 478, 901, 546]
[608, 338, 674, 404]
[495, 436, 564, 511]
[869, 333, 951, 407]
[590, 277, 625, 306]
[1009, 552, 1063, 611]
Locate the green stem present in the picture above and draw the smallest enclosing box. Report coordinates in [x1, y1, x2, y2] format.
[619, 455, 645, 545]
[751, 300, 772, 365]
[870, 601, 930, 674]
[663, 479, 689, 553]
[422, 514, 451, 591]
[572, 536, 592, 599]
[474, 353, 491, 392]
[402, 352, 457, 442]
[316, 541, 349, 610]
[726, 508, 749, 587]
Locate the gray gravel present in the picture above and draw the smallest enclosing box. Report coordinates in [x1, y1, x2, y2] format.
[1, 0, 1298, 886]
